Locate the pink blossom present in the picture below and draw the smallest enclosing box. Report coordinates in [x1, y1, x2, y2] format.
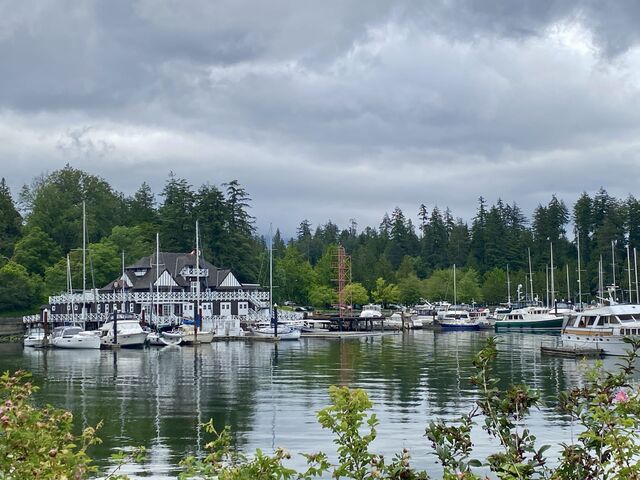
[614, 390, 629, 403]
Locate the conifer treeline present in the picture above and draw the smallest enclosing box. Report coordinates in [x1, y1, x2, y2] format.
[0, 165, 639, 313]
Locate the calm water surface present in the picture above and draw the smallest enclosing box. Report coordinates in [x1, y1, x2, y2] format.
[0, 330, 630, 478]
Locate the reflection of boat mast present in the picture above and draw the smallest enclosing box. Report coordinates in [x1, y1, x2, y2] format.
[195, 348, 202, 452]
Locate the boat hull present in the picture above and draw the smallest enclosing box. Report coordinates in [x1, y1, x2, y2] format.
[440, 323, 480, 331]
[561, 333, 636, 356]
[495, 317, 563, 331]
[24, 336, 47, 348]
[253, 328, 301, 340]
[52, 333, 100, 349]
[101, 332, 147, 348]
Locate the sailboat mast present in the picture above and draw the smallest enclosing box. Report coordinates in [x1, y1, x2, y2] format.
[195, 220, 200, 333]
[626, 244, 632, 303]
[122, 251, 125, 308]
[506, 264, 511, 306]
[545, 265, 549, 308]
[156, 232, 160, 323]
[82, 201, 86, 328]
[611, 240, 616, 289]
[68, 254, 75, 323]
[528, 248, 534, 301]
[269, 223, 273, 317]
[635, 247, 639, 304]
[577, 230, 582, 308]
[599, 255, 603, 301]
[550, 242, 555, 308]
[453, 264, 457, 305]
[566, 264, 570, 302]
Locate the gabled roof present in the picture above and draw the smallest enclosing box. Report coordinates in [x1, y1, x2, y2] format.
[103, 251, 248, 291]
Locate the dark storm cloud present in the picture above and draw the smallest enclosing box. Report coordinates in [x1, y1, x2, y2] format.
[1, 1, 640, 235]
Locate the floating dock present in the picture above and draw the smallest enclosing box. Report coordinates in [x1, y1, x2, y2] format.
[540, 344, 603, 357]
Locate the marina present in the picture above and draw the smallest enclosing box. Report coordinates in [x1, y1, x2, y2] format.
[2, 329, 637, 478]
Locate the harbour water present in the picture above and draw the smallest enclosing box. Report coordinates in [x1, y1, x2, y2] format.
[0, 330, 633, 478]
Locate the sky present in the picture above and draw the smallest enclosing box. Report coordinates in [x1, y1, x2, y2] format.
[1, 1, 640, 237]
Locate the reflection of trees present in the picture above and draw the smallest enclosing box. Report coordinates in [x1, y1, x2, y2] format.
[22, 344, 265, 472]
[14, 332, 640, 474]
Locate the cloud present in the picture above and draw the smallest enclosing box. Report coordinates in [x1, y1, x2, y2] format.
[1, 1, 640, 236]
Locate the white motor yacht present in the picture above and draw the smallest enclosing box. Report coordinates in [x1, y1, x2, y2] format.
[162, 324, 214, 344]
[561, 303, 640, 356]
[23, 327, 47, 347]
[51, 326, 100, 349]
[99, 318, 147, 348]
[359, 304, 383, 318]
[252, 321, 301, 340]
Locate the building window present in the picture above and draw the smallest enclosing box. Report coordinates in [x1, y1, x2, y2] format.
[105, 304, 110, 314]
[191, 281, 199, 293]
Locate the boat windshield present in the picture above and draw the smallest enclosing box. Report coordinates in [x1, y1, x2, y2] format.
[617, 314, 640, 323]
[63, 327, 82, 337]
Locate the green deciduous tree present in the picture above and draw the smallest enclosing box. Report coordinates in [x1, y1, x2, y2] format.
[343, 282, 369, 306]
[398, 274, 424, 306]
[482, 268, 507, 305]
[12, 226, 61, 276]
[0, 261, 42, 313]
[371, 277, 400, 307]
[22, 165, 126, 253]
[309, 285, 337, 309]
[274, 245, 316, 305]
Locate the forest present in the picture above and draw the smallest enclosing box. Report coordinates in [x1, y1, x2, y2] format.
[0, 164, 639, 314]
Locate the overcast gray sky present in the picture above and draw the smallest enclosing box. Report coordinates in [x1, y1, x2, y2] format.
[1, 0, 640, 236]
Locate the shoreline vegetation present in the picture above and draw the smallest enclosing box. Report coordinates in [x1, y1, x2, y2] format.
[1, 166, 640, 317]
[2, 338, 639, 479]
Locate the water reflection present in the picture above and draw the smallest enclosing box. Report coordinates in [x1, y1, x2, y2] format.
[0, 330, 637, 477]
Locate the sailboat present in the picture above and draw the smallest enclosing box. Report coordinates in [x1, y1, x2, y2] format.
[162, 222, 214, 344]
[438, 265, 481, 331]
[147, 234, 182, 346]
[252, 225, 301, 340]
[52, 202, 100, 350]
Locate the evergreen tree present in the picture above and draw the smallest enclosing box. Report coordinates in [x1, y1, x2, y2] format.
[0, 178, 22, 258]
[422, 206, 448, 272]
[469, 197, 488, 271]
[127, 182, 158, 226]
[159, 173, 195, 252]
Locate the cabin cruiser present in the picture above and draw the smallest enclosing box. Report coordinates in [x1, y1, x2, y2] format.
[251, 320, 301, 340]
[23, 327, 47, 347]
[162, 323, 214, 344]
[438, 307, 480, 330]
[470, 307, 494, 329]
[494, 305, 564, 331]
[561, 301, 640, 356]
[99, 316, 147, 348]
[359, 304, 383, 318]
[51, 326, 100, 349]
[412, 302, 436, 328]
[300, 319, 332, 333]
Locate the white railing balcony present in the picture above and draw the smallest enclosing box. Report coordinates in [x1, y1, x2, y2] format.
[180, 267, 209, 278]
[49, 289, 271, 306]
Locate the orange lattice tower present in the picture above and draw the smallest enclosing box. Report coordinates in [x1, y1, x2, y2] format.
[333, 245, 352, 319]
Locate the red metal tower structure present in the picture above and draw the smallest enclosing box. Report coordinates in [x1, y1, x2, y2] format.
[333, 245, 352, 319]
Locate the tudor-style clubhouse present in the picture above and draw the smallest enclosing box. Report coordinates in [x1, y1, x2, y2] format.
[24, 251, 270, 334]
